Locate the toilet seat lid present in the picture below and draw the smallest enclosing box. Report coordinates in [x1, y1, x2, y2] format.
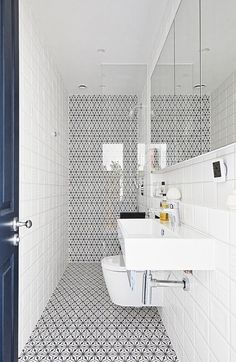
[101, 255, 126, 272]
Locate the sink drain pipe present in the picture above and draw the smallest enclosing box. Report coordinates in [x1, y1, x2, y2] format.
[142, 271, 190, 305]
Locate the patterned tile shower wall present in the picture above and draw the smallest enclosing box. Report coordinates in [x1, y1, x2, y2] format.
[151, 95, 211, 166]
[69, 95, 138, 262]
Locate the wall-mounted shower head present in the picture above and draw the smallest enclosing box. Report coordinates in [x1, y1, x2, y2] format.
[129, 103, 148, 118]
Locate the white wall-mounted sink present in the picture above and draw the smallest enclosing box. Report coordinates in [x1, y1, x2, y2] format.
[118, 219, 215, 271]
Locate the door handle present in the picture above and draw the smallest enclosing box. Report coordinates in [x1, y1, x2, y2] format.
[12, 217, 32, 232]
[7, 234, 20, 246]
[12, 234, 20, 246]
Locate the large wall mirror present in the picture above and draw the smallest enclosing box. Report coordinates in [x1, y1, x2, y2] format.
[151, 0, 236, 169]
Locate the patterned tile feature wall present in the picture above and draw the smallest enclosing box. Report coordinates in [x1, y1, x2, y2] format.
[211, 70, 236, 150]
[19, 1, 68, 353]
[151, 95, 210, 166]
[69, 95, 138, 262]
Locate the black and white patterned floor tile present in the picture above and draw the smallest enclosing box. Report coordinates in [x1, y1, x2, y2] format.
[19, 263, 178, 361]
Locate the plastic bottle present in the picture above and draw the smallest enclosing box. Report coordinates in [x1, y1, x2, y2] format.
[160, 193, 169, 223]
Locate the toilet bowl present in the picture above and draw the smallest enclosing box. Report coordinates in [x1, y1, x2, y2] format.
[101, 255, 163, 307]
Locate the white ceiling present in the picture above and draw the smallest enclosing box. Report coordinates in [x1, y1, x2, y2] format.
[29, 0, 167, 94]
[100, 64, 147, 98]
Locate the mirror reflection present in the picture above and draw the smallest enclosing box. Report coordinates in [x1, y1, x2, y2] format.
[151, 0, 236, 169]
[202, 0, 236, 150]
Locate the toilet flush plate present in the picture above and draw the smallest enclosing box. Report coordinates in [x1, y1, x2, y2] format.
[117, 219, 215, 271]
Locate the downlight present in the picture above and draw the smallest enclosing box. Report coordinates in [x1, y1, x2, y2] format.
[201, 47, 210, 52]
[78, 84, 87, 90]
[193, 84, 206, 89]
[97, 48, 106, 53]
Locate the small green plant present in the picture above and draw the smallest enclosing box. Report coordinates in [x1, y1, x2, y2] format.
[110, 161, 122, 175]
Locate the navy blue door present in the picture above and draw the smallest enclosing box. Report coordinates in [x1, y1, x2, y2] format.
[0, 0, 19, 361]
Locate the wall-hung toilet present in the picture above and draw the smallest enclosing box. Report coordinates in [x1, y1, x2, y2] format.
[101, 255, 163, 307]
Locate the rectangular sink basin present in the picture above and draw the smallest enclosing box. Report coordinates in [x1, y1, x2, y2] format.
[117, 219, 215, 271]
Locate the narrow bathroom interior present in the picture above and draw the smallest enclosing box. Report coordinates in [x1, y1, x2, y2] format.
[16, 0, 236, 361]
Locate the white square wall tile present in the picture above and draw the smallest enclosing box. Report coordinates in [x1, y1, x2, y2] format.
[194, 205, 208, 233]
[231, 349, 236, 362]
[208, 208, 229, 243]
[183, 203, 195, 227]
[229, 211, 236, 247]
[134, 24, 236, 362]
[230, 245, 236, 283]
[231, 279, 236, 318]
[195, 328, 209, 362]
[231, 314, 236, 352]
[183, 165, 192, 183]
[192, 163, 204, 183]
[202, 160, 214, 182]
[209, 352, 218, 362]
[203, 182, 217, 209]
[217, 180, 235, 209]
[183, 333, 195, 362]
[209, 296, 230, 343]
[195, 304, 209, 341]
[215, 240, 230, 276]
[181, 183, 192, 203]
[193, 280, 209, 314]
[184, 311, 195, 343]
[19, 0, 68, 353]
[192, 183, 204, 205]
[209, 270, 230, 309]
[209, 323, 230, 362]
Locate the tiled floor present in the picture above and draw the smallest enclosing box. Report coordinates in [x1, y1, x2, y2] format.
[19, 263, 178, 361]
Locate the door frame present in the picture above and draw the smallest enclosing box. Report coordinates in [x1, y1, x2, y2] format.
[0, 0, 19, 360]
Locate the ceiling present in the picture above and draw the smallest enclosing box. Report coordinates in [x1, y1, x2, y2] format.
[28, 0, 167, 94]
[100, 64, 147, 98]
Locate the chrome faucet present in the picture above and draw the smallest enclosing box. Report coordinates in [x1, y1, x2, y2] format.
[165, 201, 181, 227]
[146, 208, 155, 219]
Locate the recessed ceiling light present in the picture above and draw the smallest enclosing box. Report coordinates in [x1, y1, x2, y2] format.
[202, 47, 210, 52]
[193, 84, 206, 89]
[78, 84, 87, 89]
[97, 48, 106, 53]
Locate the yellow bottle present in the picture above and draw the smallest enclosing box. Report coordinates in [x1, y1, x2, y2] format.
[160, 193, 169, 223]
